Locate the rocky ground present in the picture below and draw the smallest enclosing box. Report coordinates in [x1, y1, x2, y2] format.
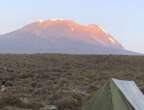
[0, 54, 143, 110]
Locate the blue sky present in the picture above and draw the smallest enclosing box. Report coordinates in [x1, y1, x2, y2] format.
[0, 0, 144, 53]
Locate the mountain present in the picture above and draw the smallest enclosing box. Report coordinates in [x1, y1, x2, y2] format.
[0, 19, 139, 55]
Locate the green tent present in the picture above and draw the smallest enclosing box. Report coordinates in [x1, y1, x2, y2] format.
[82, 78, 144, 110]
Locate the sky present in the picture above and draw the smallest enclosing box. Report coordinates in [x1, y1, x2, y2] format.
[0, 0, 144, 53]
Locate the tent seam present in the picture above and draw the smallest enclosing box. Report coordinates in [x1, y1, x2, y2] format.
[110, 80, 114, 110]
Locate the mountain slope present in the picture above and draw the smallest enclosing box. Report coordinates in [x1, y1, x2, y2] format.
[0, 19, 138, 55]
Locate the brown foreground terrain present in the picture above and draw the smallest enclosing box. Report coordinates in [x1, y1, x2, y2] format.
[0, 54, 143, 110]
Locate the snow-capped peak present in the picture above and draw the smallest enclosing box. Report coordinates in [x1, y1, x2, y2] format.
[20, 19, 123, 49]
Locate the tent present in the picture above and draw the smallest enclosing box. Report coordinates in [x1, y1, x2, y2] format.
[82, 78, 144, 110]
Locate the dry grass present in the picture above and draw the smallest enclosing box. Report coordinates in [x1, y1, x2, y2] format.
[0, 54, 143, 110]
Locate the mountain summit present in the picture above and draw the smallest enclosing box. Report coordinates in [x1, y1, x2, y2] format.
[21, 19, 123, 49]
[0, 19, 138, 54]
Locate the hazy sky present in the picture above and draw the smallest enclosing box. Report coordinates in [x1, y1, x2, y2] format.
[0, 0, 144, 53]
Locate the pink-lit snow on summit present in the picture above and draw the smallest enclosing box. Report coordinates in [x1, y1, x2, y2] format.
[21, 19, 123, 49]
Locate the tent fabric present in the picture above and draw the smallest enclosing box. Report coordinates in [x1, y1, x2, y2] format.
[83, 82, 113, 110]
[110, 80, 133, 110]
[82, 78, 144, 110]
[113, 79, 144, 110]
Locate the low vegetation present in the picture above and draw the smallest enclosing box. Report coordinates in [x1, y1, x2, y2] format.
[0, 54, 143, 110]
